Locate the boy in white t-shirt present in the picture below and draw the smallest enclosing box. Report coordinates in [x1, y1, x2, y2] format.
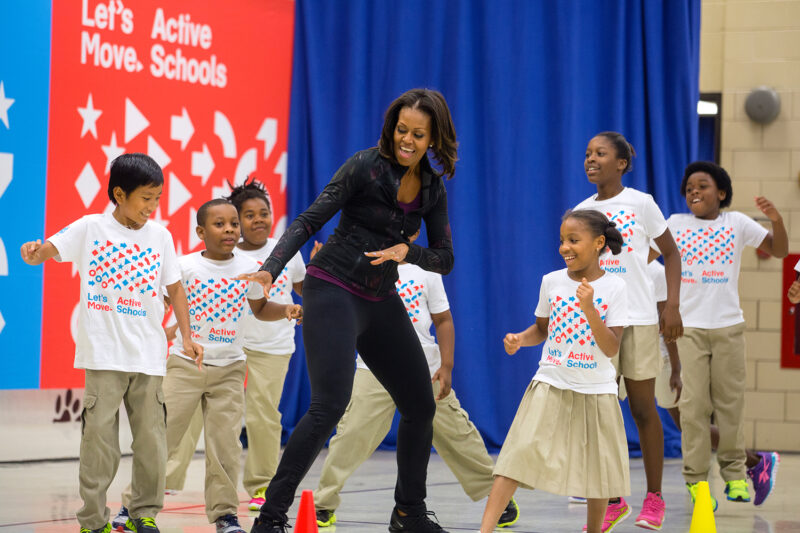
[312, 238, 519, 530]
[653, 161, 787, 509]
[20, 154, 202, 533]
[113, 199, 302, 533]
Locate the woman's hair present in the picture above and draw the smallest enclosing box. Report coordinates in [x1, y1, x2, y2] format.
[226, 175, 272, 213]
[378, 88, 459, 179]
[563, 209, 624, 255]
[595, 131, 636, 175]
[680, 161, 733, 209]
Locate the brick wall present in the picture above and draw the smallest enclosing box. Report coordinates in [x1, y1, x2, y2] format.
[701, 0, 800, 451]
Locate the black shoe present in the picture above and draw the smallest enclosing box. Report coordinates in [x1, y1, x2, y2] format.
[497, 498, 519, 527]
[388, 508, 448, 532]
[250, 516, 289, 533]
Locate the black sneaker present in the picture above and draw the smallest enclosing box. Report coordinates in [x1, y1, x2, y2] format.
[129, 517, 160, 533]
[250, 516, 289, 533]
[497, 498, 519, 528]
[388, 508, 448, 532]
[316, 509, 337, 527]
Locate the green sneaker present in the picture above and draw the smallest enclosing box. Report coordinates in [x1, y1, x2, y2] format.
[725, 479, 751, 502]
[125, 517, 160, 533]
[315, 509, 337, 527]
[79, 524, 111, 533]
[497, 498, 519, 528]
[686, 482, 718, 512]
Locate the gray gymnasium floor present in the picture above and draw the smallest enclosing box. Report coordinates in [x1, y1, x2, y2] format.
[0, 451, 798, 532]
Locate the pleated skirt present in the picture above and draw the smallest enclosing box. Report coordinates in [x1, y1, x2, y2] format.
[493, 380, 630, 498]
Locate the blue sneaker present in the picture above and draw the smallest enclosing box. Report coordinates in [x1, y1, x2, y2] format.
[111, 507, 131, 532]
[216, 514, 245, 533]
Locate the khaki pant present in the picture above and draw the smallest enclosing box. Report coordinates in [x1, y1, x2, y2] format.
[165, 405, 203, 490]
[162, 356, 246, 522]
[242, 348, 292, 497]
[314, 368, 495, 511]
[79, 370, 166, 530]
[678, 323, 747, 483]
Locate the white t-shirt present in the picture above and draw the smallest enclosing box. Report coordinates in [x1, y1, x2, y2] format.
[647, 261, 669, 360]
[356, 263, 450, 377]
[170, 251, 263, 366]
[794, 258, 799, 273]
[575, 187, 669, 325]
[533, 269, 629, 395]
[666, 211, 768, 329]
[47, 213, 180, 375]
[237, 239, 306, 354]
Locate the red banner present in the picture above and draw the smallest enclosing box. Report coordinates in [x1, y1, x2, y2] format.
[41, 0, 294, 388]
[781, 254, 800, 369]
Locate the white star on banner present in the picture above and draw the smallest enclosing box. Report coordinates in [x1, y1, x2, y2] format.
[101, 131, 125, 174]
[77, 93, 102, 139]
[0, 82, 14, 129]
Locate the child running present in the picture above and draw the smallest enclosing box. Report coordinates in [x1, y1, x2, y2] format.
[313, 232, 519, 529]
[575, 131, 682, 530]
[113, 199, 302, 533]
[647, 259, 781, 507]
[20, 153, 202, 533]
[226, 178, 308, 511]
[654, 161, 787, 509]
[479, 210, 630, 533]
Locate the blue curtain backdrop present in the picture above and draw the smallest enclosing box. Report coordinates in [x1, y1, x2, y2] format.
[277, 0, 700, 458]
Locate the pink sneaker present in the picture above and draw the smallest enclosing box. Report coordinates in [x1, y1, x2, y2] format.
[582, 497, 631, 532]
[634, 492, 665, 530]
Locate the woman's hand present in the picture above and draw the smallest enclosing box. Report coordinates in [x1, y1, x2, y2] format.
[236, 271, 274, 295]
[364, 243, 410, 265]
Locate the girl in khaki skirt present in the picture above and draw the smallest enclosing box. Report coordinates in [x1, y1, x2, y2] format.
[479, 210, 631, 533]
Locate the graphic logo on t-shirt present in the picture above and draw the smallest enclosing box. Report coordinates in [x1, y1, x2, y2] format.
[88, 240, 161, 297]
[185, 277, 248, 324]
[605, 210, 636, 252]
[397, 278, 424, 322]
[674, 226, 734, 266]
[270, 268, 291, 298]
[548, 295, 608, 347]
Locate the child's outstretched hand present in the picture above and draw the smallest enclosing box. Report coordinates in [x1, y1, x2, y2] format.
[503, 333, 522, 355]
[576, 278, 594, 311]
[789, 280, 800, 304]
[755, 196, 781, 222]
[285, 304, 303, 324]
[20, 240, 43, 264]
[183, 338, 204, 368]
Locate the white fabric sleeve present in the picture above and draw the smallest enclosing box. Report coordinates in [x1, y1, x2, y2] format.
[426, 273, 450, 314]
[648, 262, 667, 302]
[534, 275, 550, 318]
[794, 258, 800, 272]
[642, 194, 669, 240]
[604, 281, 629, 328]
[160, 232, 181, 286]
[736, 212, 770, 249]
[288, 252, 306, 284]
[246, 280, 265, 300]
[46, 216, 88, 263]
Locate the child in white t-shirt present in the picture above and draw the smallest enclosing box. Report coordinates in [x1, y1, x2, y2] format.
[654, 161, 787, 509]
[114, 199, 302, 533]
[20, 154, 202, 533]
[479, 210, 629, 533]
[312, 243, 519, 529]
[574, 131, 682, 530]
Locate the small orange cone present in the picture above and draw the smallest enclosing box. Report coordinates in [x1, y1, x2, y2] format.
[689, 481, 717, 533]
[293, 490, 319, 532]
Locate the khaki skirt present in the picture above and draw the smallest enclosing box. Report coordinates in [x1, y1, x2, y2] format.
[493, 380, 630, 499]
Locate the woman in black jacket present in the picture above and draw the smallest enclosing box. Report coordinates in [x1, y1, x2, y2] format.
[245, 88, 458, 533]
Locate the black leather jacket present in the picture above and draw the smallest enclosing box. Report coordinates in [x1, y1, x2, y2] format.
[260, 148, 454, 297]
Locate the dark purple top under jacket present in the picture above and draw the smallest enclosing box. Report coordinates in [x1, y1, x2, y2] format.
[259, 147, 454, 297]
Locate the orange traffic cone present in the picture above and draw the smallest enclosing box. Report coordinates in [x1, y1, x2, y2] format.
[689, 481, 717, 533]
[293, 490, 319, 532]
